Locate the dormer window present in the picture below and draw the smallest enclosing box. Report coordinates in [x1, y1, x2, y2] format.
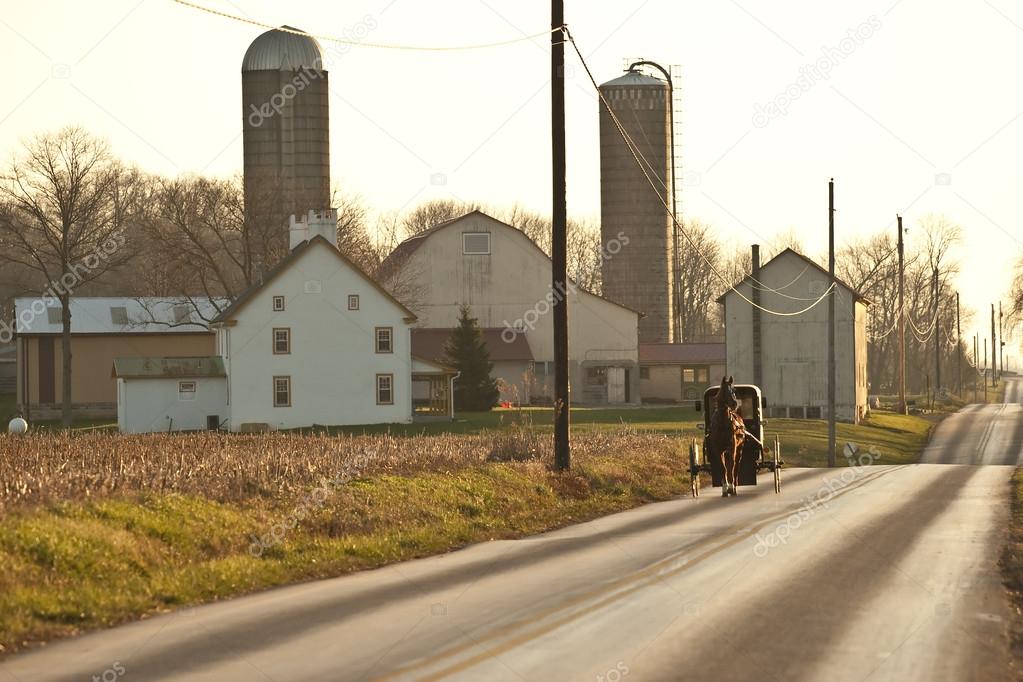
[462, 232, 490, 255]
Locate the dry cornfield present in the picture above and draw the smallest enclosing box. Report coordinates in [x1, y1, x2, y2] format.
[0, 428, 682, 511]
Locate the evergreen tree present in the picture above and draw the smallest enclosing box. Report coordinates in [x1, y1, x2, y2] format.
[443, 304, 500, 411]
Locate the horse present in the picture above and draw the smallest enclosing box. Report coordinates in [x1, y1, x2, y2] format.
[708, 376, 746, 497]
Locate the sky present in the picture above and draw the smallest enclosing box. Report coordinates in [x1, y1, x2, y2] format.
[1, 0, 1021, 357]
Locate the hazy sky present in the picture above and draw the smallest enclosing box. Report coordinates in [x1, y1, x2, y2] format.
[2, 0, 1021, 355]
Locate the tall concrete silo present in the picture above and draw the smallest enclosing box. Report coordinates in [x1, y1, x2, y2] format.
[599, 70, 674, 344]
[242, 26, 330, 227]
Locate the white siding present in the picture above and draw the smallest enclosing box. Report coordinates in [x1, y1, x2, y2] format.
[223, 241, 414, 430]
[117, 376, 228, 434]
[723, 250, 868, 423]
[387, 214, 641, 404]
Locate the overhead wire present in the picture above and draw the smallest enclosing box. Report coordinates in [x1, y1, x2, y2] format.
[172, 0, 563, 51]
[566, 29, 835, 317]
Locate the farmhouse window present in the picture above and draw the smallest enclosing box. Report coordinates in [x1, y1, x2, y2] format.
[273, 296, 286, 311]
[178, 381, 196, 400]
[696, 368, 709, 384]
[375, 327, 393, 353]
[273, 328, 291, 354]
[682, 368, 696, 383]
[348, 294, 360, 310]
[273, 376, 291, 407]
[376, 374, 394, 405]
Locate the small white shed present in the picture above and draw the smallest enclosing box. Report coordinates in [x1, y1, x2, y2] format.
[113, 357, 229, 434]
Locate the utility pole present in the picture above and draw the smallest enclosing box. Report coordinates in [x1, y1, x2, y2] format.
[956, 292, 962, 397]
[984, 337, 989, 401]
[1000, 301, 1005, 379]
[992, 305, 998, 389]
[827, 180, 836, 468]
[933, 268, 941, 399]
[973, 334, 978, 402]
[897, 215, 907, 414]
[551, 0, 570, 471]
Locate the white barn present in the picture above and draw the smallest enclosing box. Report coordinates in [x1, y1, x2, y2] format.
[719, 248, 870, 423]
[379, 212, 642, 405]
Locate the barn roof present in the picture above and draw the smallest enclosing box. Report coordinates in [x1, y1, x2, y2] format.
[112, 356, 227, 379]
[14, 297, 221, 335]
[715, 248, 871, 305]
[411, 327, 534, 363]
[639, 343, 725, 365]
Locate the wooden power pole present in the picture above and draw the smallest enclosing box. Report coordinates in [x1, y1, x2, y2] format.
[992, 305, 998, 389]
[956, 292, 962, 397]
[897, 216, 907, 414]
[827, 179, 836, 468]
[933, 268, 941, 398]
[551, 0, 570, 470]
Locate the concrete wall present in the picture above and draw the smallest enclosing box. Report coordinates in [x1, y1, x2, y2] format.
[117, 377, 228, 434]
[599, 76, 674, 343]
[723, 250, 867, 422]
[388, 214, 641, 405]
[242, 68, 330, 221]
[16, 333, 215, 413]
[220, 240, 413, 430]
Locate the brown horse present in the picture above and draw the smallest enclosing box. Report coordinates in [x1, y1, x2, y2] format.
[708, 376, 746, 497]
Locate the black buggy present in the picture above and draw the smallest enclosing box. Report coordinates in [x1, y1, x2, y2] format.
[687, 383, 782, 497]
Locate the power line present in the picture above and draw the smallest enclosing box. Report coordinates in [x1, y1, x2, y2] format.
[567, 30, 835, 318]
[173, 0, 562, 51]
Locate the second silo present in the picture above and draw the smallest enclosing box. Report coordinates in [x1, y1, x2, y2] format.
[242, 26, 331, 228]
[599, 70, 674, 344]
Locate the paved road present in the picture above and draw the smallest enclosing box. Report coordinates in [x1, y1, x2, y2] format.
[3, 382, 1021, 682]
[921, 376, 1023, 465]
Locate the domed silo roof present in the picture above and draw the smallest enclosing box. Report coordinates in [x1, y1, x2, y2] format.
[242, 26, 326, 72]
[599, 70, 667, 88]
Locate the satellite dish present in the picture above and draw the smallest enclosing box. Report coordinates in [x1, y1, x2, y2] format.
[8, 417, 28, 435]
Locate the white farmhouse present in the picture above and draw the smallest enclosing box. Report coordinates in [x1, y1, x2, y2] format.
[379, 212, 642, 405]
[719, 248, 870, 423]
[116, 210, 430, 432]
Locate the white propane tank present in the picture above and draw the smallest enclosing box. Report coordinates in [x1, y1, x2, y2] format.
[8, 417, 28, 435]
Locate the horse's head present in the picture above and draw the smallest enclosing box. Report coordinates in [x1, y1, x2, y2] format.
[717, 376, 738, 411]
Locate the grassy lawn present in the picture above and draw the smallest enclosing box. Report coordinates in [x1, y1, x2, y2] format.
[1001, 468, 1023, 667]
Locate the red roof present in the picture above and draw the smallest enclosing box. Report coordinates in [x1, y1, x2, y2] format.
[411, 327, 535, 363]
[639, 343, 725, 365]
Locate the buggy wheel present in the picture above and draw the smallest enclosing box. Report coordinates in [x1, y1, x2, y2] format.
[773, 435, 781, 494]
[689, 440, 700, 498]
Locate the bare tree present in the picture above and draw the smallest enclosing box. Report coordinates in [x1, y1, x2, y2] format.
[0, 127, 138, 425]
[677, 219, 724, 342]
[402, 198, 480, 236]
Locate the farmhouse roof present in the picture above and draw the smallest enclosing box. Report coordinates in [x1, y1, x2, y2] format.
[212, 235, 417, 324]
[715, 248, 871, 305]
[14, 297, 221, 335]
[111, 356, 227, 379]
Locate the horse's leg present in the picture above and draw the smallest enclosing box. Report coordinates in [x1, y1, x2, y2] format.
[730, 438, 741, 495]
[720, 447, 729, 497]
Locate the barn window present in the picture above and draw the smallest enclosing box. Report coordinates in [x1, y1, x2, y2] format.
[173, 305, 193, 324]
[696, 368, 709, 384]
[272, 296, 285, 311]
[273, 328, 291, 354]
[110, 306, 129, 325]
[178, 381, 196, 401]
[375, 327, 393, 353]
[462, 232, 491, 255]
[682, 368, 696, 383]
[273, 376, 291, 407]
[348, 294, 360, 310]
[376, 374, 394, 405]
[46, 307, 62, 325]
